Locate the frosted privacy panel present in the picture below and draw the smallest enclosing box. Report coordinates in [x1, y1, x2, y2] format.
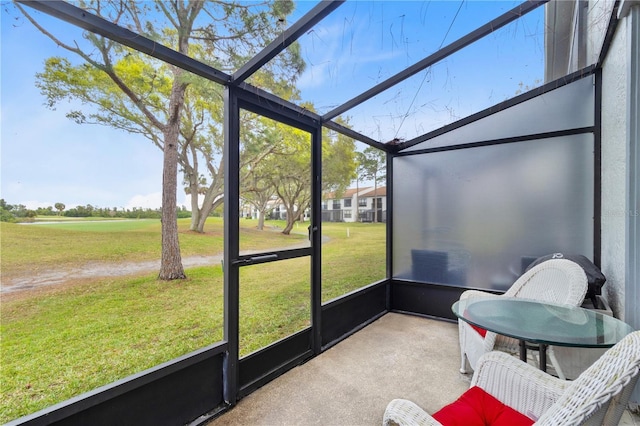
[404, 75, 594, 151]
[393, 134, 594, 291]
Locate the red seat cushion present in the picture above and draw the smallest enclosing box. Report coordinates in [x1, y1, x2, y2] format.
[470, 324, 487, 337]
[463, 309, 488, 337]
[433, 386, 534, 426]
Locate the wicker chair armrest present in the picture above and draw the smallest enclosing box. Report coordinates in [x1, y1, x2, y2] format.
[459, 289, 502, 301]
[472, 351, 568, 421]
[383, 399, 443, 426]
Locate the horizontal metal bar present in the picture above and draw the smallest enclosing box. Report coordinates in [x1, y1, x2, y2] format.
[398, 65, 596, 151]
[249, 254, 279, 262]
[322, 119, 389, 152]
[396, 126, 595, 157]
[323, 0, 548, 121]
[232, 248, 311, 267]
[237, 82, 321, 130]
[231, 254, 279, 266]
[6, 342, 228, 425]
[19, 0, 231, 85]
[233, 0, 345, 83]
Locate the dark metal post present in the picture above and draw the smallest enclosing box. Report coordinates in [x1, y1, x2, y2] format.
[519, 341, 527, 362]
[386, 151, 393, 310]
[223, 86, 240, 405]
[539, 345, 547, 373]
[311, 124, 323, 355]
[594, 69, 602, 267]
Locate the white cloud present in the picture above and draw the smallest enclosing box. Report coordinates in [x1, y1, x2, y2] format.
[125, 192, 163, 210]
[19, 200, 55, 210]
[124, 192, 193, 211]
[10, 192, 193, 212]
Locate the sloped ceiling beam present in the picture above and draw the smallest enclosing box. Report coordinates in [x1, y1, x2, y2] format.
[233, 0, 345, 83]
[237, 82, 322, 130]
[18, 0, 231, 85]
[323, 119, 388, 152]
[323, 0, 549, 121]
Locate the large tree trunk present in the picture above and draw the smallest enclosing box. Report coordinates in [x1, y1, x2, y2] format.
[189, 186, 200, 231]
[195, 197, 223, 232]
[194, 194, 215, 232]
[282, 222, 294, 235]
[191, 177, 224, 232]
[186, 163, 199, 231]
[159, 124, 186, 280]
[159, 70, 187, 280]
[195, 206, 209, 232]
[257, 210, 265, 230]
[282, 207, 301, 235]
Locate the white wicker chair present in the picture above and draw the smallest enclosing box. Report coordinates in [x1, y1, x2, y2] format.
[459, 258, 588, 377]
[384, 330, 640, 426]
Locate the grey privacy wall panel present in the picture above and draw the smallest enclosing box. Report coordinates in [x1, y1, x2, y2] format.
[393, 133, 594, 291]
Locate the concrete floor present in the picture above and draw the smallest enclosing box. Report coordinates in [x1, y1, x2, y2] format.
[207, 313, 640, 425]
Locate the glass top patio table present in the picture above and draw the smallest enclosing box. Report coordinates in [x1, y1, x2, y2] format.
[452, 298, 634, 348]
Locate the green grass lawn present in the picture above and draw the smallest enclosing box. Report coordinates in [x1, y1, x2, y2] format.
[0, 218, 303, 277]
[0, 218, 385, 423]
[32, 216, 131, 222]
[1, 268, 224, 421]
[321, 222, 387, 301]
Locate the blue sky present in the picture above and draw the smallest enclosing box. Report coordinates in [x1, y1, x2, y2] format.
[0, 1, 544, 211]
[1, 6, 168, 211]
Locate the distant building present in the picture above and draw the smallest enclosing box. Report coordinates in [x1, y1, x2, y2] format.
[322, 186, 387, 223]
[239, 196, 309, 222]
[239, 186, 387, 223]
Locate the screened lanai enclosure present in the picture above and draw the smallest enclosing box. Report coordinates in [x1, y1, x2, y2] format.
[4, 0, 636, 425]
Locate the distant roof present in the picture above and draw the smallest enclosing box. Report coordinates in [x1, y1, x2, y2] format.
[324, 186, 387, 199]
[324, 187, 372, 199]
[361, 187, 387, 197]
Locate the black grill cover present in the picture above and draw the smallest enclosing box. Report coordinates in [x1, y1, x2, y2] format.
[525, 253, 606, 306]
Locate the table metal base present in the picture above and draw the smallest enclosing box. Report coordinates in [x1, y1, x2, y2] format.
[519, 340, 547, 372]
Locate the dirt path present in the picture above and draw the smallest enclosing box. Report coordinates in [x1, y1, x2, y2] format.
[1, 255, 221, 294]
[1, 240, 317, 295]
